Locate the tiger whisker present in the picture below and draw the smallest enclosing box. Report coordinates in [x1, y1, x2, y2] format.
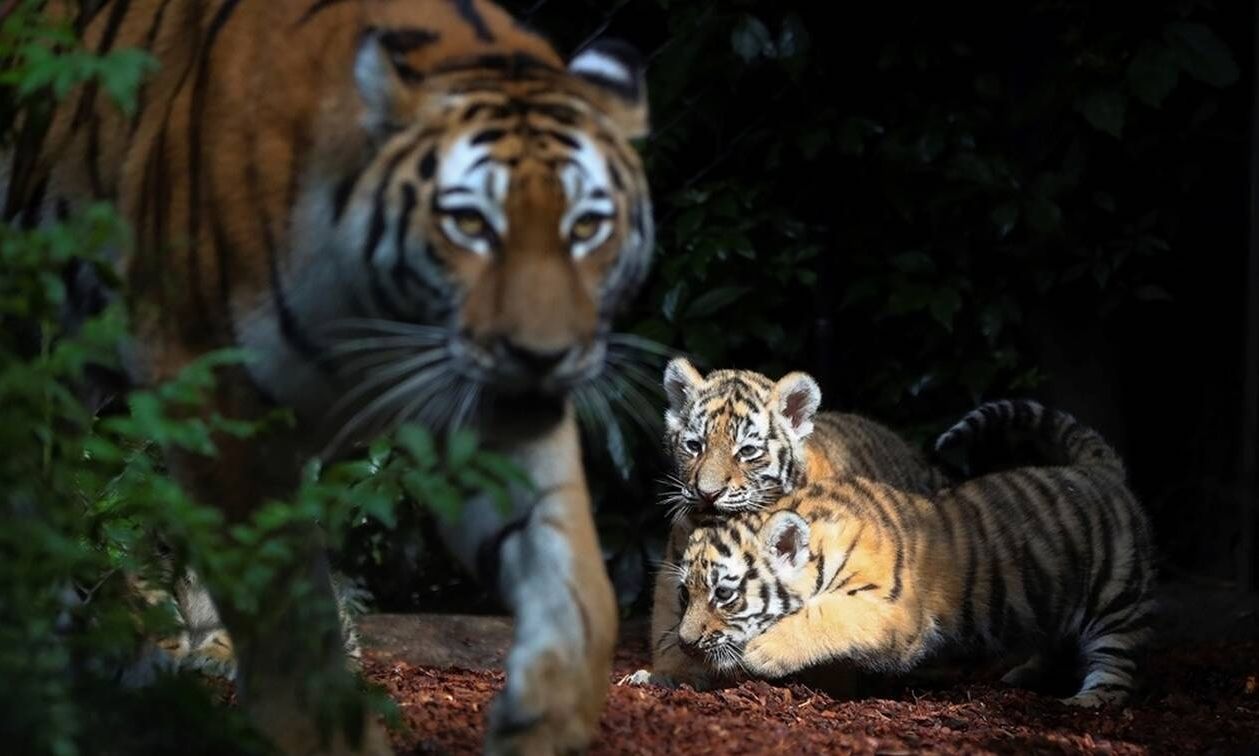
[606, 352, 667, 398]
[324, 360, 453, 458]
[328, 349, 448, 421]
[320, 318, 449, 340]
[607, 332, 676, 359]
[602, 372, 662, 439]
[325, 335, 448, 355]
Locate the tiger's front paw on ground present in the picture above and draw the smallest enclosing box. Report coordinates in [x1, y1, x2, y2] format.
[485, 649, 601, 756]
[1059, 689, 1127, 708]
[741, 638, 788, 679]
[616, 669, 679, 688]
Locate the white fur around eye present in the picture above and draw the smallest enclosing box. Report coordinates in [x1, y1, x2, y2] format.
[440, 216, 491, 256]
[570, 219, 613, 259]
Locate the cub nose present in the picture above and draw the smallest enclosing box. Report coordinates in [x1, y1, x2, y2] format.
[695, 486, 726, 509]
[500, 339, 572, 376]
[678, 637, 703, 659]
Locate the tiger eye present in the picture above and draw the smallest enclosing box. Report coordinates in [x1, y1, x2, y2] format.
[570, 215, 601, 242]
[456, 212, 487, 237]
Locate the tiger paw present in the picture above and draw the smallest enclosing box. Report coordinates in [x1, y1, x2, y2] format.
[1059, 689, 1127, 708]
[741, 637, 792, 679]
[617, 669, 679, 688]
[485, 647, 601, 756]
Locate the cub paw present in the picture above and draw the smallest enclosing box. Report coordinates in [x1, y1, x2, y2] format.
[617, 669, 678, 688]
[741, 638, 790, 679]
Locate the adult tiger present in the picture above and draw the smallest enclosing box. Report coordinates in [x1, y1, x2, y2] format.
[9, 1, 654, 754]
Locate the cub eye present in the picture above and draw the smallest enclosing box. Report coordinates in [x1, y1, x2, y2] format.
[452, 209, 490, 239]
[569, 213, 606, 243]
[684, 439, 703, 455]
[713, 585, 735, 604]
[737, 445, 762, 460]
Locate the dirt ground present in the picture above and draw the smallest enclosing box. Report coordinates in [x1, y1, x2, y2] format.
[358, 613, 1259, 755]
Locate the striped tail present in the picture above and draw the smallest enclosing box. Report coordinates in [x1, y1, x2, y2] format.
[934, 399, 1126, 480]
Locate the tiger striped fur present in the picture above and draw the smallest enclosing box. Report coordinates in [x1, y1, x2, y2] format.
[124, 567, 367, 686]
[10, 2, 655, 752]
[672, 411, 1155, 707]
[621, 357, 950, 690]
[935, 398, 1127, 480]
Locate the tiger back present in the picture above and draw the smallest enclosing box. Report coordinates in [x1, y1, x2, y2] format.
[672, 405, 1155, 707]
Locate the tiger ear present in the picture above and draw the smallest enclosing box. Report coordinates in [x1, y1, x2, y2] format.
[663, 357, 704, 410]
[568, 39, 649, 139]
[354, 27, 415, 133]
[663, 357, 704, 431]
[772, 372, 822, 439]
[762, 511, 810, 573]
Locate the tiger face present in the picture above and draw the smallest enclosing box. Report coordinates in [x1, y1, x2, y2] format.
[253, 9, 654, 446]
[674, 511, 813, 672]
[661, 358, 822, 516]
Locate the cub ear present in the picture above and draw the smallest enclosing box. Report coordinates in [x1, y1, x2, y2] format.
[761, 511, 810, 572]
[663, 356, 704, 410]
[772, 372, 822, 438]
[568, 39, 649, 139]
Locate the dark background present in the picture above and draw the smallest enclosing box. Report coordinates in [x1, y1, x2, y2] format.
[345, 0, 1259, 617]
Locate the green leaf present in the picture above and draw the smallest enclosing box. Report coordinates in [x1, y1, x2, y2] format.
[661, 283, 686, 323]
[1164, 22, 1239, 88]
[990, 202, 1020, 238]
[974, 73, 1001, 99]
[684, 286, 751, 319]
[797, 127, 830, 159]
[928, 289, 962, 332]
[1134, 284, 1173, 302]
[777, 13, 810, 59]
[446, 429, 479, 469]
[475, 451, 533, 492]
[1075, 90, 1126, 138]
[1126, 44, 1180, 108]
[1026, 196, 1063, 234]
[731, 15, 774, 62]
[891, 250, 936, 276]
[396, 424, 436, 469]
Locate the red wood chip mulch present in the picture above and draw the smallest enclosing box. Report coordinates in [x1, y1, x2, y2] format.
[361, 638, 1259, 755]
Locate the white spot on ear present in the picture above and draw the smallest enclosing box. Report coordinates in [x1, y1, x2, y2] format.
[773, 372, 822, 439]
[354, 33, 399, 130]
[763, 511, 810, 572]
[569, 47, 633, 87]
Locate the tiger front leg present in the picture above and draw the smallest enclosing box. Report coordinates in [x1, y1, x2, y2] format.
[439, 410, 615, 756]
[742, 597, 901, 680]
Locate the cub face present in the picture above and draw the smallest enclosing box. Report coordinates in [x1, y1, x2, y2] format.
[661, 358, 822, 517]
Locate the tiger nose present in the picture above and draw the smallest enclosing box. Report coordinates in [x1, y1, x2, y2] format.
[695, 486, 726, 509]
[500, 339, 573, 376]
[678, 636, 703, 659]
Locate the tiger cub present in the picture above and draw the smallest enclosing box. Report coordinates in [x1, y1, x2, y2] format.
[622, 357, 949, 689]
[671, 402, 1154, 707]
